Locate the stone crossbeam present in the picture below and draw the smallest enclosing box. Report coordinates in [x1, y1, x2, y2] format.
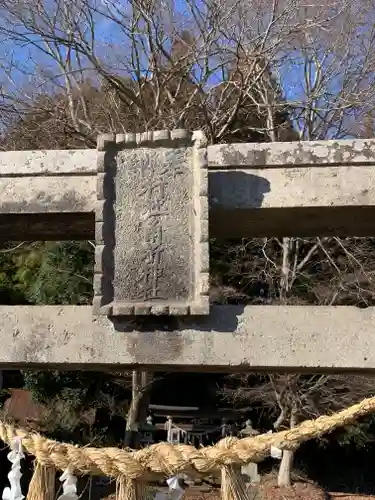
[1, 137, 375, 372]
[1, 139, 375, 240]
[1, 305, 374, 372]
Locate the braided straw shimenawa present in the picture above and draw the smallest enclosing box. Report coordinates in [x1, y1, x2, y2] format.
[1, 396, 375, 479]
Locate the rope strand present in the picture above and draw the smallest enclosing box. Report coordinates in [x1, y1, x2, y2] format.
[1, 396, 374, 479]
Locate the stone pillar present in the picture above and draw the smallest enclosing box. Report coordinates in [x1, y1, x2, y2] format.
[165, 416, 173, 442]
[241, 463, 261, 484]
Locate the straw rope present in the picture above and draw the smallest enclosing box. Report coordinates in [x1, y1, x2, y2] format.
[1, 396, 375, 479]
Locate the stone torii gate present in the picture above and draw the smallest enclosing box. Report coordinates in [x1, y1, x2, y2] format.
[1, 131, 375, 372]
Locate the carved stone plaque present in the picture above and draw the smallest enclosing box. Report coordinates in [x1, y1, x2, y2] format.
[93, 130, 209, 316]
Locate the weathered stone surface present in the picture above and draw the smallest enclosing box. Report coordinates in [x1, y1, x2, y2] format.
[1, 305, 375, 371]
[0, 177, 96, 213]
[2, 138, 373, 178]
[2, 164, 375, 217]
[94, 131, 209, 316]
[0, 149, 97, 176]
[115, 147, 192, 302]
[208, 165, 375, 209]
[208, 139, 375, 167]
[241, 463, 260, 484]
[1, 138, 375, 240]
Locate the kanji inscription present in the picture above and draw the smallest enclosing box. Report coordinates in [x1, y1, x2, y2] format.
[93, 130, 209, 316]
[116, 148, 190, 302]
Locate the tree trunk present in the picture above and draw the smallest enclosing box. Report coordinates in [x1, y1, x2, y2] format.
[277, 406, 297, 487]
[125, 370, 152, 448]
[280, 237, 291, 300]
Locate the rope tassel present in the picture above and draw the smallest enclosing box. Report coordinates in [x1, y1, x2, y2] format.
[116, 477, 152, 500]
[26, 463, 55, 500]
[221, 465, 249, 500]
[219, 437, 248, 500]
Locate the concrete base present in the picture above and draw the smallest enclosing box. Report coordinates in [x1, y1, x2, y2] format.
[1, 305, 374, 371]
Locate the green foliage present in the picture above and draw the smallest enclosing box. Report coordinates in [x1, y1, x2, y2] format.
[0, 241, 93, 306]
[25, 241, 93, 305]
[0, 389, 11, 408]
[22, 370, 130, 443]
[0, 243, 41, 304]
[23, 370, 128, 410]
[320, 417, 375, 449]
